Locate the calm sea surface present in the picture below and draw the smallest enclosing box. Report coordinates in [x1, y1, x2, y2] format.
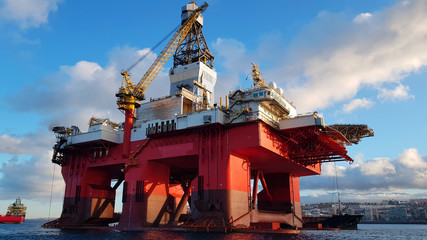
[0, 220, 426, 240]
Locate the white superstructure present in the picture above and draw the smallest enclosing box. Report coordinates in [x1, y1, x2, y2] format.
[65, 63, 318, 145]
[169, 61, 217, 110]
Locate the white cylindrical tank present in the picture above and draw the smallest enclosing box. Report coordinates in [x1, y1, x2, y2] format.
[277, 88, 284, 95]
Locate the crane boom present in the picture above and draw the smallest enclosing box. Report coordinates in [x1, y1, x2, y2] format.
[117, 2, 208, 158]
[134, 5, 205, 98]
[118, 2, 208, 104]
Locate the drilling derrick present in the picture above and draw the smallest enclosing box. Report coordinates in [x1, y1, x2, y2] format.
[169, 2, 216, 111]
[46, 1, 373, 233]
[173, 3, 214, 68]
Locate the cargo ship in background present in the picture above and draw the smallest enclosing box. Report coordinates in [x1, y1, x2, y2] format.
[303, 164, 364, 230]
[303, 213, 364, 230]
[43, 1, 373, 233]
[0, 197, 26, 224]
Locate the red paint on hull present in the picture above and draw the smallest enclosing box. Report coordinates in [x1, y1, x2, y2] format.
[46, 121, 351, 231]
[0, 215, 25, 224]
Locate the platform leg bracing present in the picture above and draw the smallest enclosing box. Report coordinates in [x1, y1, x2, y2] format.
[191, 128, 252, 228]
[119, 161, 178, 229]
[255, 173, 303, 228]
[168, 182, 191, 226]
[52, 163, 121, 227]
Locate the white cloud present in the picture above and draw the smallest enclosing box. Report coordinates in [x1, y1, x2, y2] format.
[284, 0, 427, 111]
[212, 0, 427, 112]
[213, 38, 248, 72]
[360, 157, 396, 176]
[398, 148, 427, 168]
[0, 0, 61, 29]
[0, 133, 64, 201]
[0, 135, 22, 153]
[342, 98, 374, 113]
[60, 61, 103, 82]
[301, 148, 427, 195]
[7, 60, 120, 129]
[378, 84, 414, 101]
[212, 38, 249, 101]
[310, 192, 319, 198]
[0, 132, 53, 155]
[321, 162, 346, 177]
[350, 153, 364, 168]
[7, 46, 169, 130]
[353, 12, 373, 23]
[398, 148, 427, 187]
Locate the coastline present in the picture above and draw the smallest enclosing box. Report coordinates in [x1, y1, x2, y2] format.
[360, 221, 427, 224]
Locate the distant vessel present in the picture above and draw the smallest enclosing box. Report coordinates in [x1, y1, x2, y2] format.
[303, 164, 363, 230]
[0, 197, 26, 224]
[303, 214, 363, 230]
[320, 214, 363, 229]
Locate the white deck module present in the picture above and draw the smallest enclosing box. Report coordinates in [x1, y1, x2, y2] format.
[68, 121, 122, 145]
[131, 108, 225, 141]
[279, 114, 325, 130]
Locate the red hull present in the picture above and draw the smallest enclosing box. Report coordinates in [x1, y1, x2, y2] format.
[0, 215, 25, 224]
[44, 121, 356, 232]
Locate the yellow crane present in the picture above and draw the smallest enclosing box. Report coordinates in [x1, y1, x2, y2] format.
[117, 2, 208, 158]
[116, 2, 208, 114]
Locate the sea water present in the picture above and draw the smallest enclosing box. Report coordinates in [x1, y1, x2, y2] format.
[0, 220, 426, 240]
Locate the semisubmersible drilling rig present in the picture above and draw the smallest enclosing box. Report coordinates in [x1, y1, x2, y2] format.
[44, 2, 373, 233]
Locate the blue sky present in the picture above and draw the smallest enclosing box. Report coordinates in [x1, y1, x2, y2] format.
[1, 0, 426, 219]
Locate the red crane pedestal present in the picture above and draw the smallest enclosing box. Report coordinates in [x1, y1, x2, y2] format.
[122, 106, 135, 158]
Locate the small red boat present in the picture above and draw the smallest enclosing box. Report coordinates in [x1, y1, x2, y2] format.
[0, 197, 26, 224]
